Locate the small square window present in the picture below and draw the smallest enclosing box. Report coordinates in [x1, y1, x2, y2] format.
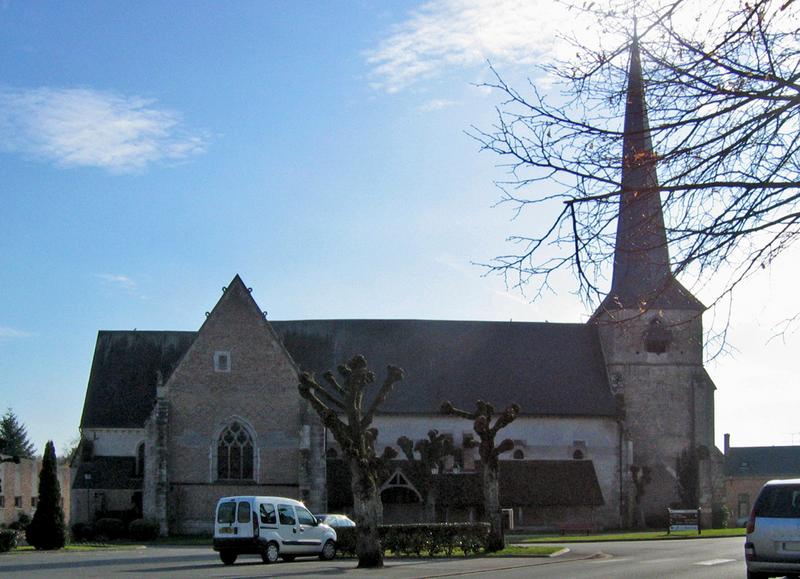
[14, 496, 22, 508]
[214, 351, 231, 373]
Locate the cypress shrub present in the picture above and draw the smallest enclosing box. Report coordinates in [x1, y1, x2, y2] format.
[25, 441, 66, 550]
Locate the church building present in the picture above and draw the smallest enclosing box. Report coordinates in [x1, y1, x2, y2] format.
[71, 38, 723, 534]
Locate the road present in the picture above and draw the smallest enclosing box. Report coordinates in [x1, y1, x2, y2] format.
[0, 537, 750, 578]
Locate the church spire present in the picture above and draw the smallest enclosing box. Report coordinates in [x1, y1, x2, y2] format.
[596, 33, 703, 314]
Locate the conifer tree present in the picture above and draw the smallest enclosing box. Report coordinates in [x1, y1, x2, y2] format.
[25, 441, 66, 550]
[0, 409, 36, 459]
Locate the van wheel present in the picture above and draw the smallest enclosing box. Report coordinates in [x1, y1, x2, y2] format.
[261, 541, 279, 564]
[320, 539, 336, 561]
[219, 551, 237, 565]
[281, 555, 296, 562]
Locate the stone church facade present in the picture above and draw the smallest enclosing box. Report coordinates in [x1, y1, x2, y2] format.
[71, 39, 723, 534]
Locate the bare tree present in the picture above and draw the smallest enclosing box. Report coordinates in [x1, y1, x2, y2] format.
[397, 429, 456, 521]
[440, 400, 519, 552]
[298, 355, 403, 568]
[472, 0, 800, 334]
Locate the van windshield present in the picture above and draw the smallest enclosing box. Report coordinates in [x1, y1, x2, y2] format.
[217, 501, 236, 524]
[754, 484, 800, 518]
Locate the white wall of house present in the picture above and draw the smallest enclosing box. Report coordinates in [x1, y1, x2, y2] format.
[353, 414, 622, 528]
[82, 428, 145, 456]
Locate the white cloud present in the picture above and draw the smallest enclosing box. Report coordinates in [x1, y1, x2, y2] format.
[367, 0, 575, 93]
[96, 273, 137, 291]
[0, 87, 207, 172]
[419, 98, 458, 112]
[0, 326, 32, 339]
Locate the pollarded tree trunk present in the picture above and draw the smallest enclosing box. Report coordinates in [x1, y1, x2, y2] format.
[349, 456, 384, 568]
[482, 461, 504, 551]
[441, 400, 519, 552]
[298, 356, 403, 568]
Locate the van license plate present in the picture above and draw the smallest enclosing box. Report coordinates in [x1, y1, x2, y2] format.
[220, 527, 234, 534]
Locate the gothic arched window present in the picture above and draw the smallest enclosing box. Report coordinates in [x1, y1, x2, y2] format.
[217, 421, 254, 480]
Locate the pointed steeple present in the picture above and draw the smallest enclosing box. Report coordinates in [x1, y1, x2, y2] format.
[595, 33, 703, 315]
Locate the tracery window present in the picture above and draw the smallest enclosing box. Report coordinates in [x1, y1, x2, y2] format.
[217, 421, 254, 480]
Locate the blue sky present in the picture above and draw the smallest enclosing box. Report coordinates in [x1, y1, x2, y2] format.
[1, 0, 798, 456]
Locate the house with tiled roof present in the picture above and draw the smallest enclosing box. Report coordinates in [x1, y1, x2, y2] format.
[722, 434, 800, 525]
[71, 37, 723, 534]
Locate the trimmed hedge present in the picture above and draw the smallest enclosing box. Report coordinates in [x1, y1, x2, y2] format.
[0, 529, 18, 553]
[71, 522, 95, 542]
[128, 519, 160, 541]
[335, 523, 491, 557]
[94, 518, 125, 541]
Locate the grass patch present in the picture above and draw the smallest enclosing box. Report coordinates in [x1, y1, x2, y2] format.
[517, 527, 746, 543]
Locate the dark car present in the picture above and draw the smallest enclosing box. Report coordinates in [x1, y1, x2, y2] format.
[745, 478, 800, 579]
[316, 514, 356, 528]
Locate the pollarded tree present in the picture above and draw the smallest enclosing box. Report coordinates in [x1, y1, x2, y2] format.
[440, 400, 520, 552]
[26, 441, 66, 550]
[396, 429, 456, 521]
[298, 355, 403, 569]
[473, 0, 800, 337]
[0, 409, 36, 459]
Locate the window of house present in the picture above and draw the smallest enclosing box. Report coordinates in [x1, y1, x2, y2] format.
[738, 493, 750, 520]
[0, 496, 4, 508]
[14, 496, 22, 508]
[573, 449, 585, 460]
[136, 442, 145, 477]
[214, 351, 231, 373]
[31, 497, 38, 508]
[513, 449, 524, 460]
[217, 421, 254, 480]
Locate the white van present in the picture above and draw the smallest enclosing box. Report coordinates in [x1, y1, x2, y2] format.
[213, 496, 337, 565]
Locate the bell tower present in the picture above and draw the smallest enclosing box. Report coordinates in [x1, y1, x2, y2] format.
[592, 34, 717, 526]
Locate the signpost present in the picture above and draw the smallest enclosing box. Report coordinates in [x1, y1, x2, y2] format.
[668, 508, 701, 534]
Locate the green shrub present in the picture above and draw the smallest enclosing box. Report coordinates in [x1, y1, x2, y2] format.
[0, 529, 18, 552]
[94, 518, 126, 541]
[26, 441, 66, 550]
[128, 519, 160, 541]
[380, 523, 490, 557]
[712, 504, 730, 529]
[9, 513, 31, 531]
[334, 526, 357, 556]
[70, 522, 95, 542]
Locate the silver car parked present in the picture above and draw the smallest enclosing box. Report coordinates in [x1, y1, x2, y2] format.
[745, 478, 800, 579]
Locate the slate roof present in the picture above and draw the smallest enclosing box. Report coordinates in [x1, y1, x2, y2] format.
[80, 331, 196, 429]
[327, 459, 604, 509]
[725, 446, 800, 478]
[73, 456, 142, 490]
[79, 319, 616, 430]
[274, 319, 616, 417]
[593, 37, 704, 316]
